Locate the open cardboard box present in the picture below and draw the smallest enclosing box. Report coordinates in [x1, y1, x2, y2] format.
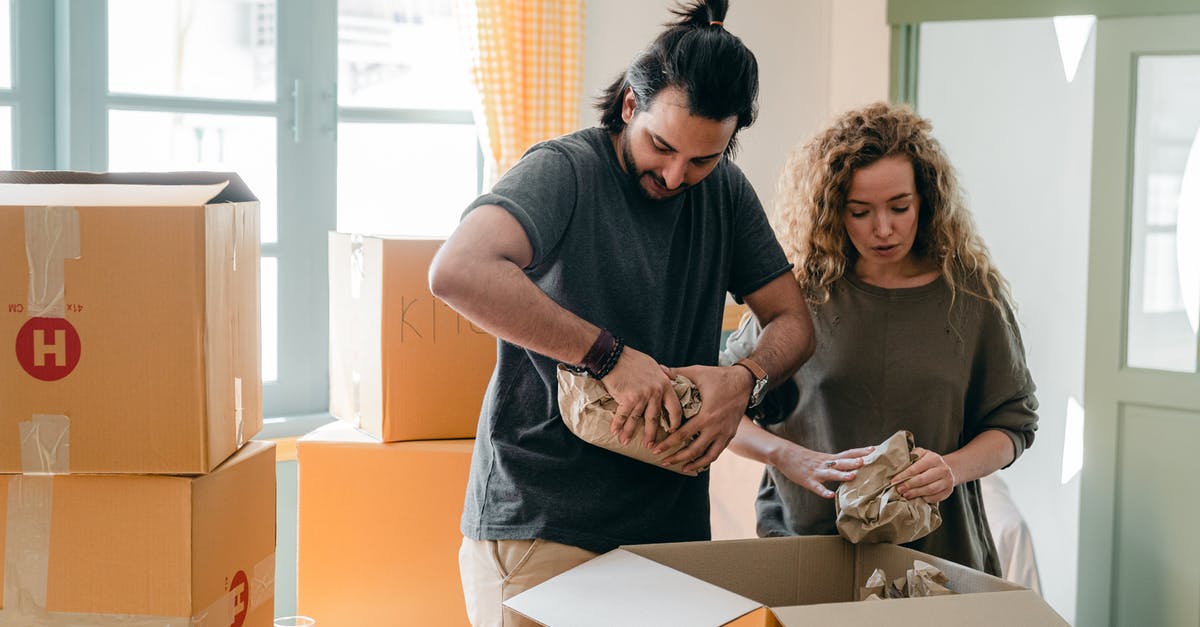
[0, 171, 261, 474]
[506, 535, 1067, 626]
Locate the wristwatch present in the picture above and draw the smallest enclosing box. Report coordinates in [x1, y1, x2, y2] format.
[733, 357, 769, 409]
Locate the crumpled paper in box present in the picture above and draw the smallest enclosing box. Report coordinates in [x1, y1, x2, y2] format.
[860, 560, 954, 601]
[836, 430, 943, 543]
[556, 365, 703, 476]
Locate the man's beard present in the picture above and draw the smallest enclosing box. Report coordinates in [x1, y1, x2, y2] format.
[620, 132, 687, 201]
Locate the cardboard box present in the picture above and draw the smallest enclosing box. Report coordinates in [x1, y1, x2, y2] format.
[506, 535, 1068, 626]
[328, 233, 496, 441]
[297, 420, 471, 626]
[0, 440, 276, 623]
[0, 171, 261, 474]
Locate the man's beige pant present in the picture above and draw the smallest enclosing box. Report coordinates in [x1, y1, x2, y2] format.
[459, 537, 599, 626]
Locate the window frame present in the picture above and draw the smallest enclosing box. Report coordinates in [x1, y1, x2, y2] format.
[13, 0, 480, 426]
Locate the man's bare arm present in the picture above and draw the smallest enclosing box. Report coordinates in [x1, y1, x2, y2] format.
[430, 204, 682, 433]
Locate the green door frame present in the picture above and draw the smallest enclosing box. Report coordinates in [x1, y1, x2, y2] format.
[886, 0, 1200, 106]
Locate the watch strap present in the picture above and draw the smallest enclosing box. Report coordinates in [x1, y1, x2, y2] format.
[733, 357, 767, 382]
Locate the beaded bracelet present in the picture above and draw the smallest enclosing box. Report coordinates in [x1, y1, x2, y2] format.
[590, 336, 624, 379]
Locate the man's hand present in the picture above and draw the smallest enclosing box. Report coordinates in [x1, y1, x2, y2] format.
[604, 346, 684, 448]
[651, 364, 753, 473]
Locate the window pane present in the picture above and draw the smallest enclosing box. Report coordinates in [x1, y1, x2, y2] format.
[108, 0, 276, 101]
[0, 1, 10, 88]
[1126, 55, 1200, 372]
[337, 122, 477, 236]
[262, 256, 278, 382]
[0, 107, 10, 169]
[338, 0, 475, 109]
[108, 110, 278, 244]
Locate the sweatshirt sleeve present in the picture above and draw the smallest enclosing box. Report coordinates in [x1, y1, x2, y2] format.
[966, 298, 1039, 465]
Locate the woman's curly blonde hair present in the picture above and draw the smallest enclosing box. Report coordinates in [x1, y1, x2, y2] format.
[775, 102, 1012, 314]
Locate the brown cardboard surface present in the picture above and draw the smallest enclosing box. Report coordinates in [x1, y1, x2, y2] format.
[626, 536, 854, 607]
[0, 171, 261, 474]
[0, 440, 275, 622]
[507, 536, 1067, 626]
[329, 233, 496, 442]
[769, 590, 1063, 624]
[296, 420, 472, 625]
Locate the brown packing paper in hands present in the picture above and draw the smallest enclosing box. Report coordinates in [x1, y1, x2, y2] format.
[835, 430, 943, 544]
[556, 365, 703, 476]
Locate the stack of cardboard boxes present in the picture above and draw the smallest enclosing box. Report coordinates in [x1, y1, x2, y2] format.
[0, 172, 276, 625]
[298, 234, 495, 625]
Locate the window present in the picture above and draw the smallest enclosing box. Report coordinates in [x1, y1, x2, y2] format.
[24, 0, 480, 417]
[336, 0, 479, 237]
[0, 0, 13, 168]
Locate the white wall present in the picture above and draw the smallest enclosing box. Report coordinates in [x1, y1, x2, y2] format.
[828, 0, 890, 116]
[918, 18, 1094, 625]
[581, 0, 856, 215]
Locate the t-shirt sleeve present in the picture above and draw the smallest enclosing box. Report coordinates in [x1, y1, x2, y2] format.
[719, 311, 762, 366]
[966, 299, 1039, 466]
[463, 146, 577, 269]
[725, 165, 793, 302]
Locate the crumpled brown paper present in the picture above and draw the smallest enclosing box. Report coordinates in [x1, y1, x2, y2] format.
[556, 365, 703, 476]
[860, 561, 954, 601]
[835, 430, 943, 544]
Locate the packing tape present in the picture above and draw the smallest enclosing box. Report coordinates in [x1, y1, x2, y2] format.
[350, 233, 364, 300]
[24, 206, 81, 319]
[2, 475, 53, 613]
[191, 553, 276, 627]
[232, 202, 244, 273]
[351, 369, 362, 428]
[234, 377, 245, 448]
[2, 417, 67, 617]
[18, 415, 70, 475]
[350, 234, 364, 427]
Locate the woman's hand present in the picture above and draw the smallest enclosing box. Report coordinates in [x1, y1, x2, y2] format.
[773, 444, 874, 499]
[891, 447, 957, 504]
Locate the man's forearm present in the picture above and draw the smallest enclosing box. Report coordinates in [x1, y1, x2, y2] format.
[745, 308, 814, 391]
[432, 257, 599, 364]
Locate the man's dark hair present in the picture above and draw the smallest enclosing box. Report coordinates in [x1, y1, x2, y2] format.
[596, 0, 759, 157]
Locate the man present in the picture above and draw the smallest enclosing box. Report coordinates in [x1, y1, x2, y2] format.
[429, 2, 813, 624]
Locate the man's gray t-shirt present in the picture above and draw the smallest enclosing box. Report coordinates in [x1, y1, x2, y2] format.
[460, 127, 792, 553]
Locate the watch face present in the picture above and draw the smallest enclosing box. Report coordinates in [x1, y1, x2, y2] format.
[749, 377, 768, 408]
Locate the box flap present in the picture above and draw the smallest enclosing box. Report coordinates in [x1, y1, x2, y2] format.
[0, 171, 258, 205]
[625, 536, 855, 607]
[504, 549, 762, 627]
[770, 590, 1068, 626]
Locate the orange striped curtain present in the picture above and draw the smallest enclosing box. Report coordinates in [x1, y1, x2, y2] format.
[458, 0, 585, 178]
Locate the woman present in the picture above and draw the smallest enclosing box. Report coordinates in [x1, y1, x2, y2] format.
[725, 102, 1038, 574]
